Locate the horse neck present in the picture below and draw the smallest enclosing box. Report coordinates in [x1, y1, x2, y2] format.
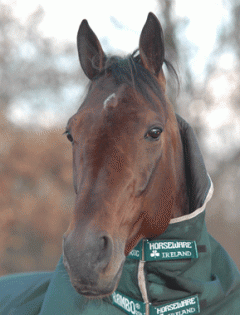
[167, 114, 189, 219]
[171, 159, 189, 219]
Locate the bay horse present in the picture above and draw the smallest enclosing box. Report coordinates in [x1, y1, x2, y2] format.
[1, 12, 240, 315]
[63, 12, 190, 298]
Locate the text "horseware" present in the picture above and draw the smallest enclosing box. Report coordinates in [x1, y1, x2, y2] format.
[128, 240, 198, 261]
[112, 291, 200, 315]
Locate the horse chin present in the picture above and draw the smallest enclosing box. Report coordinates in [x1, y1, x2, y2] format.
[73, 286, 114, 299]
[71, 258, 125, 299]
[73, 282, 116, 299]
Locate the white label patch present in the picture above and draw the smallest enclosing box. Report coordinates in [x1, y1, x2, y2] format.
[103, 93, 116, 109]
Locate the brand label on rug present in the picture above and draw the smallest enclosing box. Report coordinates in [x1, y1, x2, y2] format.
[150, 295, 200, 315]
[128, 241, 143, 260]
[112, 291, 200, 315]
[145, 240, 198, 261]
[128, 240, 198, 261]
[112, 290, 146, 315]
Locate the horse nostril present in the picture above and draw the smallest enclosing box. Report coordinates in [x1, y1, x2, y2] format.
[63, 231, 113, 277]
[100, 236, 108, 251]
[96, 235, 113, 270]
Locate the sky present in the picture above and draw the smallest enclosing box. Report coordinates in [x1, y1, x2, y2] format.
[4, 0, 229, 79]
[3, 0, 239, 159]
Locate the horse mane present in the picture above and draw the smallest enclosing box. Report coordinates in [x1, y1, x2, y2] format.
[83, 50, 179, 111]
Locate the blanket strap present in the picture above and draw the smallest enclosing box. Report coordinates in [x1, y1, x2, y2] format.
[112, 239, 203, 315]
[112, 290, 200, 315]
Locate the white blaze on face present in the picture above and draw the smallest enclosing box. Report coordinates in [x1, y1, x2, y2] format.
[103, 93, 117, 109]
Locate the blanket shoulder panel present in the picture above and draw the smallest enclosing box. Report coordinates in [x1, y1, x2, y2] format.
[0, 272, 52, 315]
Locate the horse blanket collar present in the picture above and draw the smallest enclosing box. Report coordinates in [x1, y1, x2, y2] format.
[0, 116, 240, 315]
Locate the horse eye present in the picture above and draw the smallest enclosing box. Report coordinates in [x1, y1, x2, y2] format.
[66, 131, 73, 142]
[145, 127, 162, 140]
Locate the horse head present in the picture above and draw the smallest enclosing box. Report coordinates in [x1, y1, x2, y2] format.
[63, 12, 189, 297]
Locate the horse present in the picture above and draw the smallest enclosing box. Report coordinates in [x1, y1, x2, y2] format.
[0, 12, 240, 315]
[62, 12, 190, 298]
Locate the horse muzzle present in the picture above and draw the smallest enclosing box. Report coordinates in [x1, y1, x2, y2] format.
[62, 231, 125, 297]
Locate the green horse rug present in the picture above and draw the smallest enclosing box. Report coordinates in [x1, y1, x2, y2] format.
[1, 12, 240, 315]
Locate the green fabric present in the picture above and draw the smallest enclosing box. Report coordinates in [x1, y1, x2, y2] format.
[0, 272, 51, 314]
[0, 210, 240, 314]
[117, 210, 240, 314]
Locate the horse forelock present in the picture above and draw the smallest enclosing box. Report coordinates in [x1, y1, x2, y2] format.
[80, 51, 177, 115]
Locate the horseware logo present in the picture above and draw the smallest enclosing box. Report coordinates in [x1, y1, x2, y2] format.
[150, 250, 160, 258]
[127, 240, 198, 262]
[152, 295, 200, 315]
[112, 290, 200, 315]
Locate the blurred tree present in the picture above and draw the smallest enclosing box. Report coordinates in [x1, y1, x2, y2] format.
[203, 0, 240, 225]
[0, 3, 87, 126]
[157, 0, 195, 114]
[0, 111, 74, 275]
[158, 0, 240, 269]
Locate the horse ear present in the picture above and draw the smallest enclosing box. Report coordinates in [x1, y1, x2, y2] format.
[139, 12, 164, 76]
[77, 20, 106, 80]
